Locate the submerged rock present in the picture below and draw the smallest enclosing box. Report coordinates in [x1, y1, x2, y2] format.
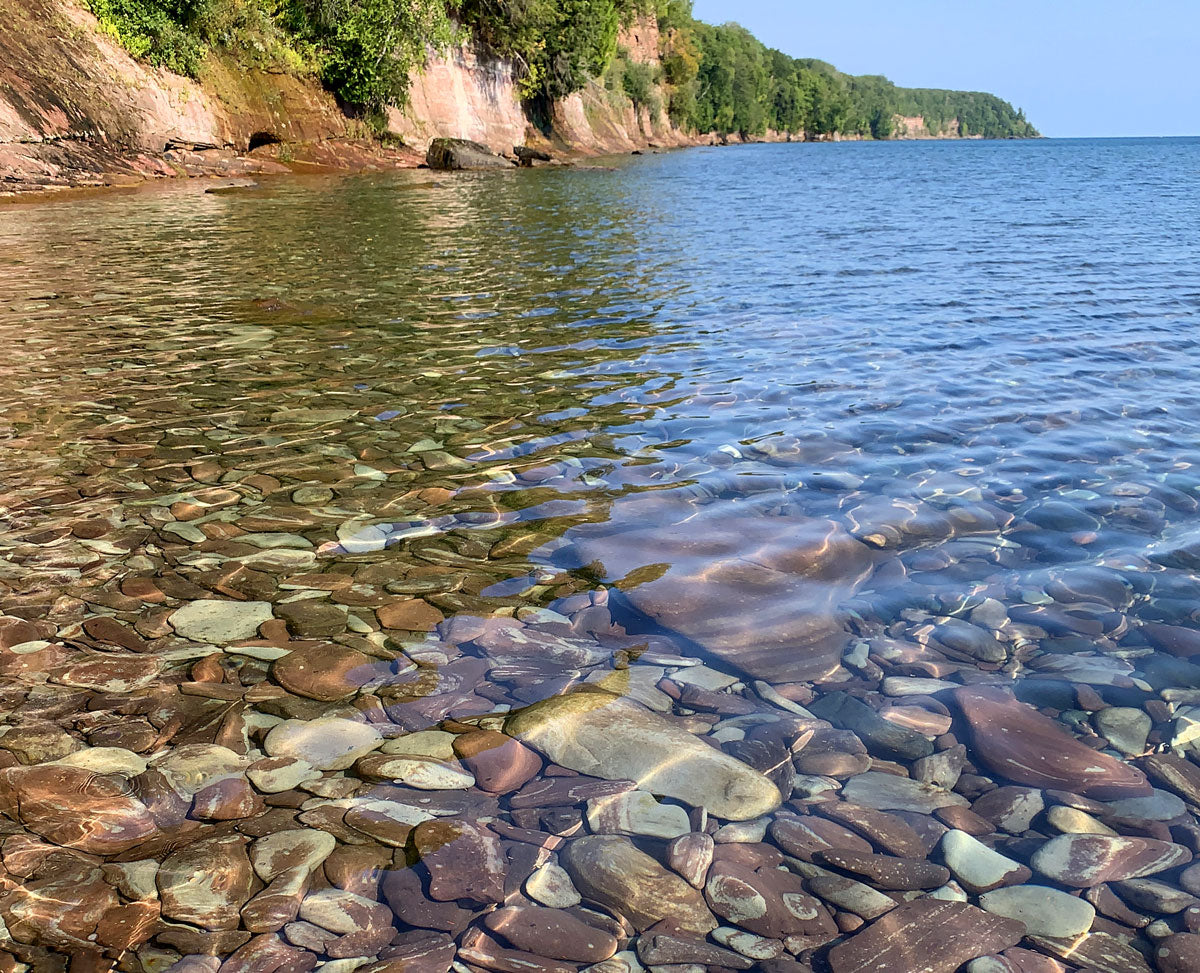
[559, 835, 717, 934]
[954, 686, 1152, 799]
[505, 690, 781, 820]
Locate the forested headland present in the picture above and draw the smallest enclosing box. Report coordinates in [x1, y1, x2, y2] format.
[85, 0, 1038, 139]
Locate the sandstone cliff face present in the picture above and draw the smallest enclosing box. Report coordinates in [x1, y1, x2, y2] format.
[0, 3, 694, 193]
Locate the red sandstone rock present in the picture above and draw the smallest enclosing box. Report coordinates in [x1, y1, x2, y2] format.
[1031, 833, 1192, 887]
[271, 642, 374, 701]
[827, 899, 1025, 973]
[0, 765, 157, 855]
[485, 905, 618, 962]
[412, 818, 506, 905]
[452, 729, 542, 793]
[954, 687, 1152, 798]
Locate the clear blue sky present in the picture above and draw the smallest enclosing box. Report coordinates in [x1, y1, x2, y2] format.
[692, 0, 1196, 138]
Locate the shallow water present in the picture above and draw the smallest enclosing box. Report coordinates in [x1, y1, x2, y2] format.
[3, 139, 1200, 972]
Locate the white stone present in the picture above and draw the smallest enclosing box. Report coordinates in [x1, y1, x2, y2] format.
[265, 717, 382, 771]
[246, 757, 319, 793]
[526, 862, 582, 908]
[505, 692, 780, 821]
[251, 830, 337, 881]
[379, 730, 457, 759]
[979, 885, 1096, 937]
[362, 756, 474, 789]
[169, 600, 273, 644]
[585, 792, 691, 839]
[940, 830, 1025, 892]
[53, 747, 147, 776]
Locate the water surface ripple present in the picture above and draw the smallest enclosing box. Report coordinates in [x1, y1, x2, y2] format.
[2, 139, 1200, 972]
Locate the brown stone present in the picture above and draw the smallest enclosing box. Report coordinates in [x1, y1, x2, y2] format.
[666, 832, 714, 888]
[827, 899, 1025, 973]
[704, 859, 837, 939]
[954, 687, 1152, 799]
[559, 835, 716, 935]
[770, 814, 873, 861]
[271, 642, 375, 701]
[814, 802, 928, 858]
[458, 930, 580, 973]
[452, 730, 542, 793]
[218, 933, 319, 973]
[0, 765, 157, 855]
[1027, 931, 1152, 973]
[380, 865, 476, 934]
[82, 616, 150, 652]
[157, 834, 254, 930]
[191, 774, 261, 820]
[0, 869, 117, 948]
[412, 818, 506, 904]
[1155, 932, 1200, 973]
[636, 931, 754, 969]
[51, 654, 162, 693]
[298, 887, 395, 959]
[1031, 833, 1192, 887]
[1142, 752, 1200, 804]
[377, 599, 445, 631]
[815, 849, 951, 891]
[484, 905, 618, 962]
[570, 496, 874, 682]
[94, 900, 160, 950]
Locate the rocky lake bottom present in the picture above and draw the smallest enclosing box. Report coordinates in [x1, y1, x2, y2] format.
[3, 138, 1200, 973]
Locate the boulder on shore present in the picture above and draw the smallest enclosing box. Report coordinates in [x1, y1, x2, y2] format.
[426, 138, 514, 171]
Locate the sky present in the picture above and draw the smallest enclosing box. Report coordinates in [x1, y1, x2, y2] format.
[692, 0, 1198, 138]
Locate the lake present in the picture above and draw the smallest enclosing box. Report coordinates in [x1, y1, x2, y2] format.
[2, 138, 1199, 971]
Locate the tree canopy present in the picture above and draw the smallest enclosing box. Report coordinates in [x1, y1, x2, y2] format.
[86, 0, 1038, 138]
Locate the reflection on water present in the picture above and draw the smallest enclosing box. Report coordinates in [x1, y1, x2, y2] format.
[3, 140, 1200, 971]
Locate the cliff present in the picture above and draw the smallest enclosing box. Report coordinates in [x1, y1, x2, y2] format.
[0, 2, 701, 195]
[0, 2, 1027, 197]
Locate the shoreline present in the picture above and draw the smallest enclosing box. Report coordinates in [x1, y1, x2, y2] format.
[1, 130, 1042, 205]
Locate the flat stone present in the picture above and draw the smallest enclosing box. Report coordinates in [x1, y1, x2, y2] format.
[840, 772, 968, 813]
[569, 499, 874, 682]
[485, 905, 618, 962]
[559, 835, 717, 934]
[264, 717, 382, 771]
[83, 615, 150, 652]
[637, 931, 753, 969]
[954, 687, 1152, 799]
[972, 787, 1045, 834]
[1142, 752, 1200, 804]
[452, 729, 543, 794]
[52, 654, 162, 692]
[506, 691, 780, 820]
[1031, 834, 1192, 887]
[704, 859, 836, 939]
[246, 756, 320, 793]
[940, 830, 1031, 893]
[1027, 931, 1152, 973]
[1155, 932, 1200, 973]
[1091, 707, 1152, 756]
[169, 600, 274, 643]
[1113, 877, 1200, 914]
[816, 849, 950, 891]
[586, 791, 691, 838]
[355, 755, 475, 789]
[978, 885, 1096, 937]
[298, 888, 394, 958]
[526, 862, 581, 908]
[667, 832, 715, 888]
[809, 692, 934, 761]
[377, 599, 444, 631]
[251, 830, 337, 881]
[52, 746, 146, 776]
[271, 643, 373, 700]
[770, 814, 873, 861]
[0, 765, 157, 855]
[1103, 788, 1187, 821]
[158, 835, 254, 930]
[826, 899, 1025, 973]
[814, 802, 928, 858]
[381, 730, 458, 759]
[805, 873, 897, 920]
[412, 818, 505, 904]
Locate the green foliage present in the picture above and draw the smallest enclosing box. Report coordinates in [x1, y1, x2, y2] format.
[86, 0, 1037, 139]
[87, 0, 207, 75]
[457, 0, 646, 101]
[281, 0, 457, 109]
